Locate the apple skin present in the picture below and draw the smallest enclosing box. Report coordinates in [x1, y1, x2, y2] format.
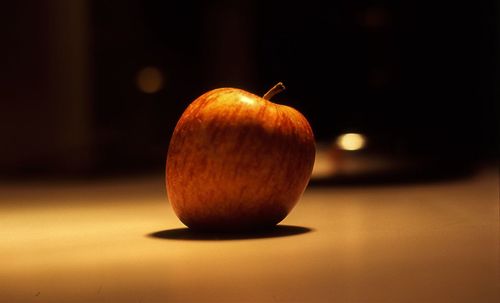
[166, 87, 315, 231]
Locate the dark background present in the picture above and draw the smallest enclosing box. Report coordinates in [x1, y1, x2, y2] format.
[0, 0, 498, 180]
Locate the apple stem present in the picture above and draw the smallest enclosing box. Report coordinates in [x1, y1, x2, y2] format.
[263, 82, 286, 100]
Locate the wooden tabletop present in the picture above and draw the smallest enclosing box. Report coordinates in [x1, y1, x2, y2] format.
[1, 169, 498, 303]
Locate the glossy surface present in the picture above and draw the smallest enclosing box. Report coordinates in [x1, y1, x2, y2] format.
[166, 88, 315, 230]
[1, 169, 498, 302]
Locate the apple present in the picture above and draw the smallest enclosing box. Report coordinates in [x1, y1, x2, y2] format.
[166, 83, 315, 231]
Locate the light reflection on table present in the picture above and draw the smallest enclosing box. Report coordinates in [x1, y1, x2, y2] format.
[1, 169, 498, 303]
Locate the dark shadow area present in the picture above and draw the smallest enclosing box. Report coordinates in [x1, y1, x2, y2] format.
[1, 1, 497, 182]
[309, 162, 480, 188]
[147, 225, 313, 241]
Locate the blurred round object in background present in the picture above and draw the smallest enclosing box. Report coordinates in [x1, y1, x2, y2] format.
[310, 132, 476, 186]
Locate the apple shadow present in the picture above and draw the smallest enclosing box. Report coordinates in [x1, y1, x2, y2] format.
[147, 225, 313, 241]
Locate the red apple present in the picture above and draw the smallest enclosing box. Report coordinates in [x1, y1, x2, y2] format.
[166, 83, 315, 231]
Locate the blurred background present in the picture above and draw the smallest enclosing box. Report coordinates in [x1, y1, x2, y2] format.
[0, 0, 498, 182]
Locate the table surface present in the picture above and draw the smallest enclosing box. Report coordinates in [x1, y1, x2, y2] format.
[1, 169, 499, 303]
